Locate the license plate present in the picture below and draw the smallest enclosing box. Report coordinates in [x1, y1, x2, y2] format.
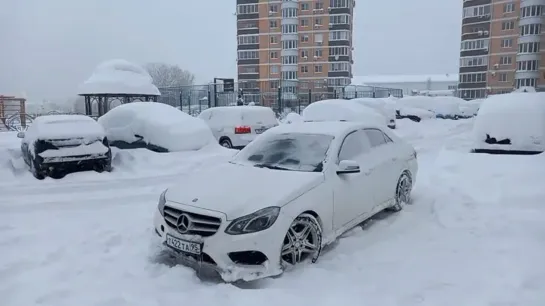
[166, 234, 202, 255]
[255, 128, 266, 134]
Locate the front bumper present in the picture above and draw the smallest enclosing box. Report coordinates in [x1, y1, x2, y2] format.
[153, 203, 287, 282]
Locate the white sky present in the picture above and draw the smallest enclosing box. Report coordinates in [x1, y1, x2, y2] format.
[0, 0, 462, 101]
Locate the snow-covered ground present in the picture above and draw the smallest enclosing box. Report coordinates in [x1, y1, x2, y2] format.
[1, 118, 544, 306]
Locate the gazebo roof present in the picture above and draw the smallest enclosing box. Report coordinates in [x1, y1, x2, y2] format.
[78, 59, 160, 96]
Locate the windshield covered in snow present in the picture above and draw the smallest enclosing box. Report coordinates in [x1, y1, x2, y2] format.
[233, 133, 334, 172]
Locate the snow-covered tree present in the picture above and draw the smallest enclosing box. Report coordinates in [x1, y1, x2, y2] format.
[145, 63, 195, 88]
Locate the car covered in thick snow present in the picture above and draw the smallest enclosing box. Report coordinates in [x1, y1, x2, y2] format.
[396, 96, 463, 119]
[302, 99, 386, 126]
[472, 92, 545, 155]
[198, 106, 278, 149]
[153, 121, 418, 282]
[395, 106, 435, 122]
[351, 98, 397, 129]
[97, 102, 216, 152]
[17, 114, 112, 179]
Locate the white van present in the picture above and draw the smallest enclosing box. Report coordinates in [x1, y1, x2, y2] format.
[198, 106, 278, 149]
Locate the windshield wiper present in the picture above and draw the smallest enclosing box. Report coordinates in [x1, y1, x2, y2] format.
[254, 163, 292, 171]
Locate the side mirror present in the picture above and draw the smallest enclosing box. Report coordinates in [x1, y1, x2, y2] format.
[337, 160, 360, 174]
[16, 132, 25, 139]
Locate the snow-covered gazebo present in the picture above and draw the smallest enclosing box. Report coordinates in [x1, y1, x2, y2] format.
[78, 59, 160, 117]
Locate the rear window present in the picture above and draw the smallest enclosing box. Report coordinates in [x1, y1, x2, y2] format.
[241, 108, 277, 126]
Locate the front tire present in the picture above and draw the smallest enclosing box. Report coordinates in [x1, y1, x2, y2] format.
[389, 171, 413, 212]
[30, 158, 45, 180]
[281, 213, 322, 267]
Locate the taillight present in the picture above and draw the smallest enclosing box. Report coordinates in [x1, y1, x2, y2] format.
[235, 126, 251, 134]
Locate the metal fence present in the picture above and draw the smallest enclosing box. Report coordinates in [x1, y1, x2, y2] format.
[158, 80, 403, 116]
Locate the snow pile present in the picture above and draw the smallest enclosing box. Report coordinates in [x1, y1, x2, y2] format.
[98, 102, 217, 152]
[282, 112, 304, 124]
[78, 59, 160, 96]
[472, 92, 545, 153]
[459, 99, 482, 117]
[302, 99, 385, 125]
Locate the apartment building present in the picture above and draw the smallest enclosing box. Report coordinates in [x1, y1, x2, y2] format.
[458, 0, 545, 99]
[236, 0, 355, 95]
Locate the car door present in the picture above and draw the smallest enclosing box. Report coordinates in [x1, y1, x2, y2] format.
[331, 130, 375, 230]
[364, 128, 398, 204]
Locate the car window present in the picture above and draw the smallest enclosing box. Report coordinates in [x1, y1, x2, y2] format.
[338, 130, 369, 161]
[364, 129, 389, 147]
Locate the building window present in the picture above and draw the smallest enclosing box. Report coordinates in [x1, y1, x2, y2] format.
[517, 60, 539, 71]
[238, 35, 259, 45]
[238, 50, 258, 60]
[301, 50, 309, 58]
[241, 66, 257, 74]
[315, 49, 323, 57]
[502, 21, 514, 31]
[271, 66, 279, 74]
[520, 24, 541, 36]
[330, 14, 350, 25]
[518, 42, 540, 53]
[461, 39, 489, 51]
[459, 72, 487, 83]
[516, 78, 537, 88]
[329, 46, 350, 56]
[460, 89, 486, 99]
[327, 78, 351, 87]
[282, 8, 298, 18]
[282, 55, 297, 65]
[463, 5, 491, 18]
[503, 2, 515, 13]
[270, 36, 278, 44]
[501, 38, 512, 48]
[300, 19, 309, 27]
[498, 73, 508, 82]
[330, 0, 349, 8]
[269, 4, 278, 13]
[315, 18, 322, 26]
[301, 66, 309, 73]
[282, 24, 297, 34]
[270, 20, 278, 28]
[237, 4, 258, 14]
[282, 71, 297, 80]
[521, 5, 543, 18]
[499, 56, 512, 65]
[314, 65, 323, 73]
[330, 62, 350, 71]
[301, 3, 309, 10]
[301, 35, 309, 42]
[270, 51, 278, 59]
[239, 20, 258, 29]
[282, 40, 298, 50]
[329, 30, 350, 41]
[459, 55, 488, 67]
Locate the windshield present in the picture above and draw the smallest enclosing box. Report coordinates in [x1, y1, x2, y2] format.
[233, 133, 334, 172]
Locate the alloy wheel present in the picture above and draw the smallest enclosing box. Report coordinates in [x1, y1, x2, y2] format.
[281, 216, 320, 265]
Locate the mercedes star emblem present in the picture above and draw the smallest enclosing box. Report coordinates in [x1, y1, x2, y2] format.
[176, 213, 191, 234]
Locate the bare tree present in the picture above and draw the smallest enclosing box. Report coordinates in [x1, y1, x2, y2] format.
[145, 63, 195, 88]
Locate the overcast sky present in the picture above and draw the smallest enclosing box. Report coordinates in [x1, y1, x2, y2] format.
[0, 0, 461, 101]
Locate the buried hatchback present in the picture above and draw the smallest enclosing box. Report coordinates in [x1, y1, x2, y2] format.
[153, 121, 418, 282]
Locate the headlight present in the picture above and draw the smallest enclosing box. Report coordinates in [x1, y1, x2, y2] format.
[158, 189, 167, 216]
[225, 206, 280, 235]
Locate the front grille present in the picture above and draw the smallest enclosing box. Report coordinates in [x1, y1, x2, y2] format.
[163, 206, 222, 237]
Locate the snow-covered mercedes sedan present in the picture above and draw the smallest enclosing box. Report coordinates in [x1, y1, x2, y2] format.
[153, 121, 418, 282]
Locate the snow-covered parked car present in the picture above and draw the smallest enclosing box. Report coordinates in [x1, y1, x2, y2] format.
[97, 102, 216, 152]
[198, 106, 278, 149]
[459, 99, 482, 118]
[17, 114, 112, 179]
[396, 96, 462, 119]
[472, 92, 545, 155]
[302, 99, 386, 126]
[395, 106, 435, 122]
[153, 121, 418, 282]
[351, 98, 397, 129]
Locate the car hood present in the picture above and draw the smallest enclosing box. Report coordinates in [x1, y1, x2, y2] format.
[165, 162, 324, 220]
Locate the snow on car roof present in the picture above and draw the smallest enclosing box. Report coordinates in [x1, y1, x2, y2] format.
[268, 121, 378, 138]
[33, 114, 96, 124]
[204, 105, 273, 113]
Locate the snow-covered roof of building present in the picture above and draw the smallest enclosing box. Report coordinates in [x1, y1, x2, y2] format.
[352, 74, 459, 85]
[78, 59, 160, 96]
